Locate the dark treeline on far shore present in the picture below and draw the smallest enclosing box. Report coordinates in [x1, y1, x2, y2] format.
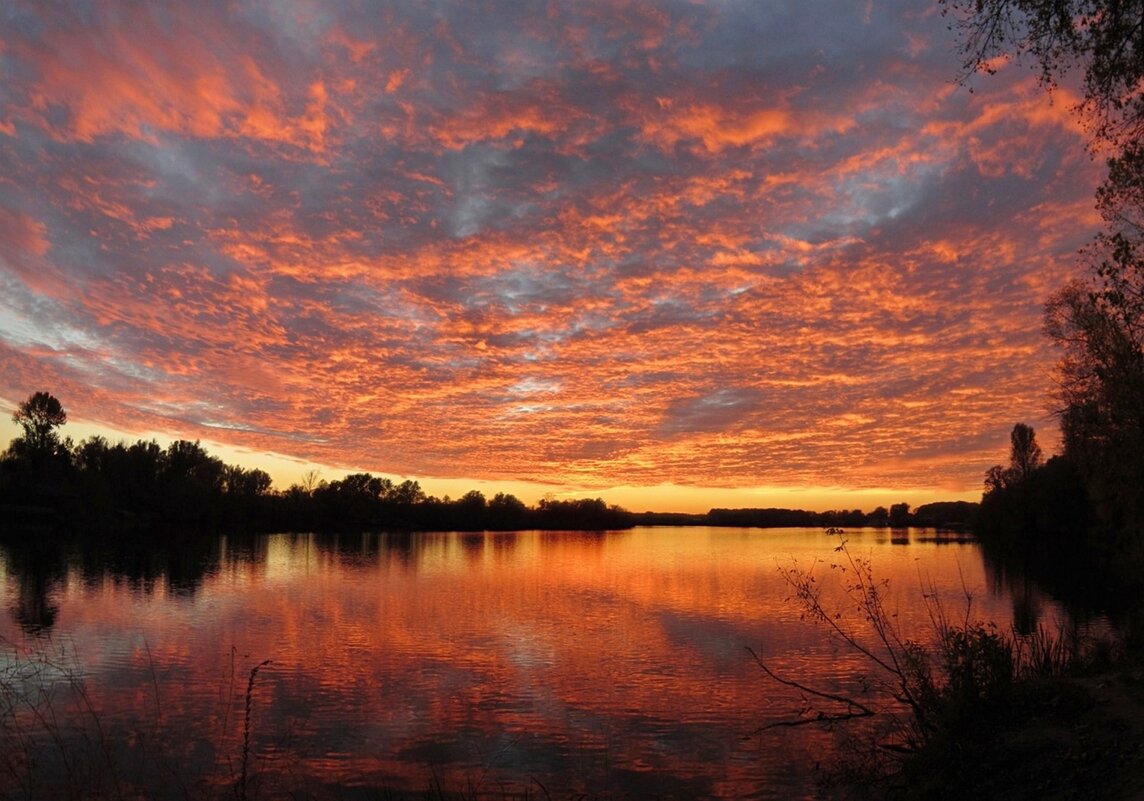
[637, 500, 978, 531]
[0, 391, 977, 539]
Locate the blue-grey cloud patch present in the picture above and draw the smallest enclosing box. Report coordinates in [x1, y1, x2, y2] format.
[659, 387, 764, 437]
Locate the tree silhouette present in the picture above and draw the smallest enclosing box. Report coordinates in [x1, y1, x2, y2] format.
[488, 492, 528, 529]
[889, 502, 912, 528]
[2, 392, 74, 514]
[984, 423, 1044, 493]
[1008, 423, 1043, 482]
[223, 465, 272, 497]
[1045, 268, 1144, 535]
[391, 479, 426, 506]
[11, 391, 67, 454]
[869, 506, 890, 526]
[942, 0, 1144, 146]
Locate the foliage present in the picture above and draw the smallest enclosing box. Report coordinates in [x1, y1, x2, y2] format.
[978, 453, 1092, 544]
[939, 623, 1014, 706]
[759, 538, 942, 751]
[2, 392, 75, 513]
[889, 502, 912, 528]
[704, 505, 924, 529]
[1008, 423, 1043, 480]
[1046, 284, 1144, 537]
[1043, 134, 1144, 540]
[911, 501, 979, 529]
[941, 0, 1144, 147]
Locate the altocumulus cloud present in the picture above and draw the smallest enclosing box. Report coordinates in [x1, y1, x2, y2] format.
[0, 0, 1103, 497]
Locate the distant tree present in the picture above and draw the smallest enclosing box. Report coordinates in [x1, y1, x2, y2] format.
[164, 440, 224, 490]
[2, 392, 76, 513]
[335, 472, 387, 498]
[73, 435, 111, 472]
[445, 490, 487, 529]
[11, 391, 68, 454]
[868, 506, 890, 527]
[913, 501, 980, 530]
[488, 492, 528, 529]
[126, 440, 165, 479]
[489, 492, 526, 513]
[536, 497, 629, 529]
[312, 472, 384, 527]
[889, 502, 912, 528]
[457, 490, 486, 513]
[155, 440, 225, 526]
[390, 479, 426, 506]
[223, 465, 272, 496]
[300, 469, 322, 493]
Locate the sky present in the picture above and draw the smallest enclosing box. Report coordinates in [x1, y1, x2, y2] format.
[0, 0, 1105, 513]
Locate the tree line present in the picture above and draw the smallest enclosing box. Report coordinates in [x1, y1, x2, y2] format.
[697, 501, 976, 530]
[0, 391, 631, 535]
[0, 390, 966, 538]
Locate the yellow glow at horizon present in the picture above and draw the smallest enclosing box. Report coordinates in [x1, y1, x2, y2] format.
[0, 407, 978, 515]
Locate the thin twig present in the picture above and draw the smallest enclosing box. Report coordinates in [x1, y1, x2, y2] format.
[745, 646, 874, 731]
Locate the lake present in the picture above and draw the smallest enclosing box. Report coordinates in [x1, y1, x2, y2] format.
[0, 527, 1070, 800]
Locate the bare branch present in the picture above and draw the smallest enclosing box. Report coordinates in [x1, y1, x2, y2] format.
[745, 647, 875, 731]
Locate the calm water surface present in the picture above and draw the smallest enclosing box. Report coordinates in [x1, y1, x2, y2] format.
[0, 527, 1067, 800]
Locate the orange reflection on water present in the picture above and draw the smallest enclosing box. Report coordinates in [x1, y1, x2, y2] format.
[0, 528, 1058, 800]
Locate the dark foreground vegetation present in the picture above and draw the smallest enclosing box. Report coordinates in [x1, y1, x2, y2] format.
[757, 532, 1144, 801]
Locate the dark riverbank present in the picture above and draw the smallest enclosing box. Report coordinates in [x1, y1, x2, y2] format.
[894, 666, 1144, 801]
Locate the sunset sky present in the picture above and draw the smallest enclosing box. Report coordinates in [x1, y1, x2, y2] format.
[0, 1, 1104, 512]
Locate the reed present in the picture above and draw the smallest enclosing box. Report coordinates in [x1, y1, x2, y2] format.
[237, 659, 271, 801]
[0, 638, 285, 801]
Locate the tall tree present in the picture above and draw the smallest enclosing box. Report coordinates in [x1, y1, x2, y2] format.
[986, 422, 1045, 492]
[1009, 422, 1044, 481]
[1042, 100, 1144, 537]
